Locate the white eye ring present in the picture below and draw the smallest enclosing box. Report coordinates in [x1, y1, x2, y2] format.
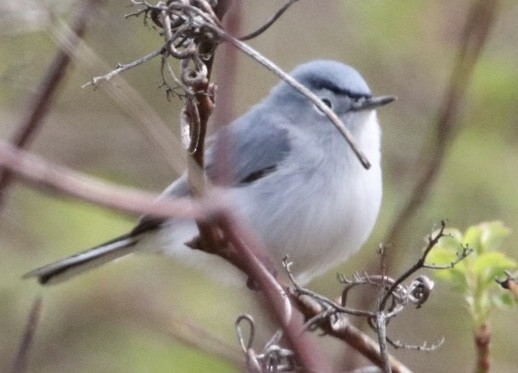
[314, 97, 333, 114]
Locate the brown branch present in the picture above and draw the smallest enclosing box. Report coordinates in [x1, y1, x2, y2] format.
[384, 0, 502, 249]
[215, 212, 332, 372]
[0, 129, 329, 370]
[174, 3, 330, 370]
[238, 0, 299, 41]
[11, 296, 42, 373]
[212, 1, 241, 128]
[293, 293, 412, 373]
[0, 139, 202, 220]
[474, 323, 491, 373]
[496, 271, 518, 302]
[50, 21, 186, 175]
[203, 22, 372, 169]
[0, 0, 104, 209]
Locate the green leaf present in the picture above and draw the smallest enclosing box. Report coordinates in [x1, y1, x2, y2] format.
[464, 225, 483, 253]
[479, 221, 511, 252]
[427, 247, 459, 267]
[472, 252, 517, 285]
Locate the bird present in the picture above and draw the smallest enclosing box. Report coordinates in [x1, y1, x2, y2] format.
[24, 60, 394, 286]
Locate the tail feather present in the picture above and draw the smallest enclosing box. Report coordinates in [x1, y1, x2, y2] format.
[23, 233, 141, 285]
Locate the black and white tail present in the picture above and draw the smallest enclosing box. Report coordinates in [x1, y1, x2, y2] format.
[23, 233, 141, 285]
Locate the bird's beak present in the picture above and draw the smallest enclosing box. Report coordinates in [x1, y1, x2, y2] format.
[351, 95, 396, 112]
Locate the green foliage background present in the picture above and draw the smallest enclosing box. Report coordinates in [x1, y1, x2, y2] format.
[1, 1, 517, 372]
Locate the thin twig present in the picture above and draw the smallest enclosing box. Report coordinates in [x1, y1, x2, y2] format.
[82, 48, 164, 88]
[126, 2, 332, 371]
[238, 0, 299, 41]
[495, 271, 518, 302]
[293, 292, 413, 373]
[0, 0, 104, 210]
[379, 221, 447, 311]
[48, 18, 187, 175]
[375, 312, 391, 373]
[11, 296, 42, 373]
[212, 25, 372, 169]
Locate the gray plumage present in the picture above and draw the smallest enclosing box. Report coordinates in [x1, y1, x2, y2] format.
[24, 60, 394, 285]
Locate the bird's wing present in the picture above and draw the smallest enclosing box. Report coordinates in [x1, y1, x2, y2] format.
[132, 120, 292, 234]
[205, 121, 292, 187]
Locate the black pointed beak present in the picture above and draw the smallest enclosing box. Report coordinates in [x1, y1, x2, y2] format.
[351, 95, 396, 112]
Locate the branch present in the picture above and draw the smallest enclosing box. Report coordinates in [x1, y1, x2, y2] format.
[379, 221, 447, 310]
[11, 296, 42, 373]
[214, 211, 333, 372]
[238, 0, 300, 41]
[82, 48, 164, 88]
[293, 291, 412, 373]
[84, 1, 372, 169]
[210, 24, 372, 169]
[47, 15, 187, 175]
[495, 271, 518, 302]
[0, 0, 104, 209]
[0, 139, 202, 220]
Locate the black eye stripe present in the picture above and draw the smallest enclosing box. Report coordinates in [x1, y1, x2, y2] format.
[306, 77, 371, 100]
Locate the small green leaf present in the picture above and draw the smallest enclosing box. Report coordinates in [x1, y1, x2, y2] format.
[472, 252, 517, 284]
[427, 247, 459, 267]
[441, 228, 464, 248]
[479, 221, 511, 252]
[464, 225, 483, 253]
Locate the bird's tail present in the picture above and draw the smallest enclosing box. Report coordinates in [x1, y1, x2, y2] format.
[23, 233, 141, 285]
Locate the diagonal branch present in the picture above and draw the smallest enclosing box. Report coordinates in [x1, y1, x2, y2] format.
[0, 0, 104, 210]
[211, 24, 372, 169]
[11, 296, 42, 373]
[0, 139, 202, 220]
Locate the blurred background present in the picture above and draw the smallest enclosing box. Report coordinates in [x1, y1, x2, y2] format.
[1, 0, 517, 372]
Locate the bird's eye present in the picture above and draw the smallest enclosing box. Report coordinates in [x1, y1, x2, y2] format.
[321, 98, 332, 108]
[314, 97, 333, 114]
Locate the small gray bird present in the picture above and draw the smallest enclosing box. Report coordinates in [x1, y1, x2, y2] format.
[24, 60, 394, 286]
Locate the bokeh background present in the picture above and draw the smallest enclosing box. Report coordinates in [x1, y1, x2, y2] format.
[1, 1, 517, 372]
